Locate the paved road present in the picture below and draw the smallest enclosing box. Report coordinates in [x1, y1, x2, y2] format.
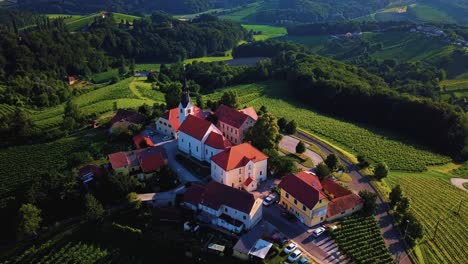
[296, 132, 411, 264]
[279, 135, 324, 166]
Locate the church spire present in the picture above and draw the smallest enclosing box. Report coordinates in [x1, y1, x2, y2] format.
[181, 76, 191, 108]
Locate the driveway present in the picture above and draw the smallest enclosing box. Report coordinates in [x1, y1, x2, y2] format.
[279, 135, 324, 166]
[296, 132, 411, 264]
[451, 178, 468, 192]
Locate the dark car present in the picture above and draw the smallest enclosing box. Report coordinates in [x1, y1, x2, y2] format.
[281, 211, 297, 222]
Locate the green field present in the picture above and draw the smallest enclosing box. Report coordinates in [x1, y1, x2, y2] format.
[204, 82, 451, 171]
[242, 24, 287, 41]
[407, 4, 456, 24]
[384, 170, 468, 264]
[331, 214, 393, 263]
[47, 13, 140, 31]
[441, 78, 468, 96]
[219, 1, 264, 22]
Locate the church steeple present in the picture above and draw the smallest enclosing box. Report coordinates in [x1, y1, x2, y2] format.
[180, 77, 191, 108]
[179, 75, 193, 125]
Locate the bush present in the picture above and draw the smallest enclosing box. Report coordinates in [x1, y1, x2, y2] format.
[296, 141, 306, 154]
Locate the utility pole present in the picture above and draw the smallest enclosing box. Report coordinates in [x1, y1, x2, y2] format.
[403, 220, 410, 239]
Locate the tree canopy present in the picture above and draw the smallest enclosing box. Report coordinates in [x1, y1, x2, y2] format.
[245, 112, 281, 151]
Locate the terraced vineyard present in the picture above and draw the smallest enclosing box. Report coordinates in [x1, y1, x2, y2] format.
[213, 82, 451, 171]
[384, 171, 468, 264]
[331, 214, 393, 264]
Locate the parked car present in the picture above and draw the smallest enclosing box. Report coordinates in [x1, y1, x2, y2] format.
[313, 227, 326, 237]
[262, 193, 277, 206]
[298, 257, 309, 264]
[162, 135, 172, 141]
[281, 211, 297, 222]
[287, 249, 302, 262]
[283, 242, 297, 254]
[279, 237, 290, 247]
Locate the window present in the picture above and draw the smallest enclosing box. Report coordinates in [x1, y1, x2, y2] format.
[206, 149, 208, 154]
[222, 124, 224, 128]
[294, 199, 297, 205]
[188, 109, 191, 113]
[239, 168, 241, 174]
[243, 215, 246, 220]
[285, 193, 289, 198]
[232, 183, 234, 187]
[181, 139, 184, 142]
[260, 171, 262, 175]
[319, 199, 322, 204]
[159, 121, 162, 124]
[189, 142, 191, 148]
[320, 217, 324, 221]
[234, 139, 237, 144]
[302, 205, 306, 211]
[211, 152, 213, 156]
[168, 124, 171, 128]
[196, 146, 198, 152]
[238, 178, 241, 183]
[180, 109, 183, 113]
[248, 165, 251, 170]
[224, 208, 228, 212]
[235, 130, 237, 135]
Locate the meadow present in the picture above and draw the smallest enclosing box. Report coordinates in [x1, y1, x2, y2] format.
[207, 82, 451, 171]
[384, 170, 468, 264]
[331, 214, 393, 264]
[242, 24, 287, 41]
[47, 13, 140, 31]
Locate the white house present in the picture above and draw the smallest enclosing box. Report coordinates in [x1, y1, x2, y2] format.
[210, 143, 268, 192]
[178, 115, 229, 162]
[182, 181, 263, 233]
[156, 79, 204, 138]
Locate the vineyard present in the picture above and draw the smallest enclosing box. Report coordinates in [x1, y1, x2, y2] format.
[331, 214, 393, 264]
[215, 82, 451, 171]
[384, 170, 468, 264]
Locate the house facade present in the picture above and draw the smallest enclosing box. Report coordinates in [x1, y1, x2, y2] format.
[210, 143, 268, 192]
[108, 146, 168, 180]
[182, 181, 263, 233]
[279, 172, 329, 227]
[322, 178, 363, 221]
[215, 105, 258, 145]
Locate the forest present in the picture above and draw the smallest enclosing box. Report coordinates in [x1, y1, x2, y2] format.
[16, 0, 255, 15]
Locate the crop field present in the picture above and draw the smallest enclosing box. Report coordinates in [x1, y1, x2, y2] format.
[220, 2, 263, 22]
[214, 82, 450, 171]
[0, 103, 17, 118]
[331, 214, 393, 263]
[242, 24, 286, 40]
[130, 78, 165, 102]
[384, 170, 468, 264]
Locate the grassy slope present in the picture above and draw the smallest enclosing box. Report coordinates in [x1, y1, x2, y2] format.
[203, 82, 450, 171]
[384, 170, 468, 264]
[242, 24, 287, 41]
[47, 13, 140, 31]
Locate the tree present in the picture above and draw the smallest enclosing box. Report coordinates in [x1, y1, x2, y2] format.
[357, 155, 370, 168]
[259, 105, 268, 114]
[396, 197, 410, 215]
[129, 58, 136, 75]
[277, 117, 287, 131]
[62, 99, 84, 130]
[359, 190, 377, 216]
[400, 212, 423, 247]
[389, 185, 402, 208]
[296, 141, 306, 154]
[118, 55, 127, 76]
[163, 82, 182, 109]
[11, 107, 35, 140]
[67, 151, 92, 168]
[315, 162, 330, 180]
[244, 112, 281, 151]
[374, 162, 389, 180]
[284, 120, 297, 134]
[196, 94, 205, 109]
[84, 194, 104, 222]
[325, 154, 339, 171]
[126, 192, 142, 210]
[219, 91, 239, 109]
[263, 149, 297, 177]
[18, 204, 42, 237]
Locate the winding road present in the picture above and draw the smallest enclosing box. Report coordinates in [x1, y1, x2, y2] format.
[295, 132, 412, 264]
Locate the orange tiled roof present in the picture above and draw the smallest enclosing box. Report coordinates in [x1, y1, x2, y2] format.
[211, 143, 268, 171]
[205, 131, 232, 150]
[326, 194, 363, 218]
[215, 104, 254, 128]
[179, 115, 213, 140]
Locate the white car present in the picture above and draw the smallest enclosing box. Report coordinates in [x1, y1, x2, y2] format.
[313, 227, 326, 237]
[162, 135, 172, 141]
[288, 249, 302, 262]
[283, 242, 297, 254]
[298, 257, 309, 264]
[262, 193, 277, 206]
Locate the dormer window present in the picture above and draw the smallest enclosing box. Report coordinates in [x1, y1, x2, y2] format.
[188, 109, 191, 114]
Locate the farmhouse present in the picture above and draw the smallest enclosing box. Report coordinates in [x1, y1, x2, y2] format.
[108, 109, 146, 133]
[156, 79, 205, 139]
[215, 105, 258, 144]
[182, 181, 263, 233]
[108, 146, 168, 179]
[210, 143, 268, 191]
[279, 172, 363, 227]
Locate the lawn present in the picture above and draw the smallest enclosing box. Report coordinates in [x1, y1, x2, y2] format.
[242, 24, 287, 41]
[207, 82, 450, 171]
[384, 170, 468, 264]
[331, 214, 393, 263]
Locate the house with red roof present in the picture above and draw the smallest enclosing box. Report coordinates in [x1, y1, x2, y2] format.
[108, 146, 168, 179]
[278, 171, 329, 227]
[278, 171, 363, 227]
[155, 79, 205, 139]
[182, 181, 263, 233]
[215, 105, 258, 145]
[210, 143, 268, 192]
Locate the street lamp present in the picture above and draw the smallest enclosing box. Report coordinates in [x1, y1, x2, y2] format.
[403, 220, 410, 240]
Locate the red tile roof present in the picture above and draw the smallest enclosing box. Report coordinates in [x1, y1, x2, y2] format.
[133, 134, 155, 149]
[201, 181, 257, 214]
[109, 109, 146, 127]
[240, 107, 258, 121]
[161, 108, 180, 131]
[182, 184, 206, 206]
[322, 178, 352, 199]
[326, 194, 363, 218]
[278, 172, 325, 209]
[108, 152, 129, 169]
[211, 143, 268, 171]
[138, 147, 167, 173]
[78, 164, 104, 178]
[178, 115, 213, 140]
[215, 104, 254, 128]
[205, 132, 232, 150]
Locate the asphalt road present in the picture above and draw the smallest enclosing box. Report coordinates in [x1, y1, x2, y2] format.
[295, 132, 412, 264]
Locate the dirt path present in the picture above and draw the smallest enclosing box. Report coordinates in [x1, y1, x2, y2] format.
[451, 178, 468, 192]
